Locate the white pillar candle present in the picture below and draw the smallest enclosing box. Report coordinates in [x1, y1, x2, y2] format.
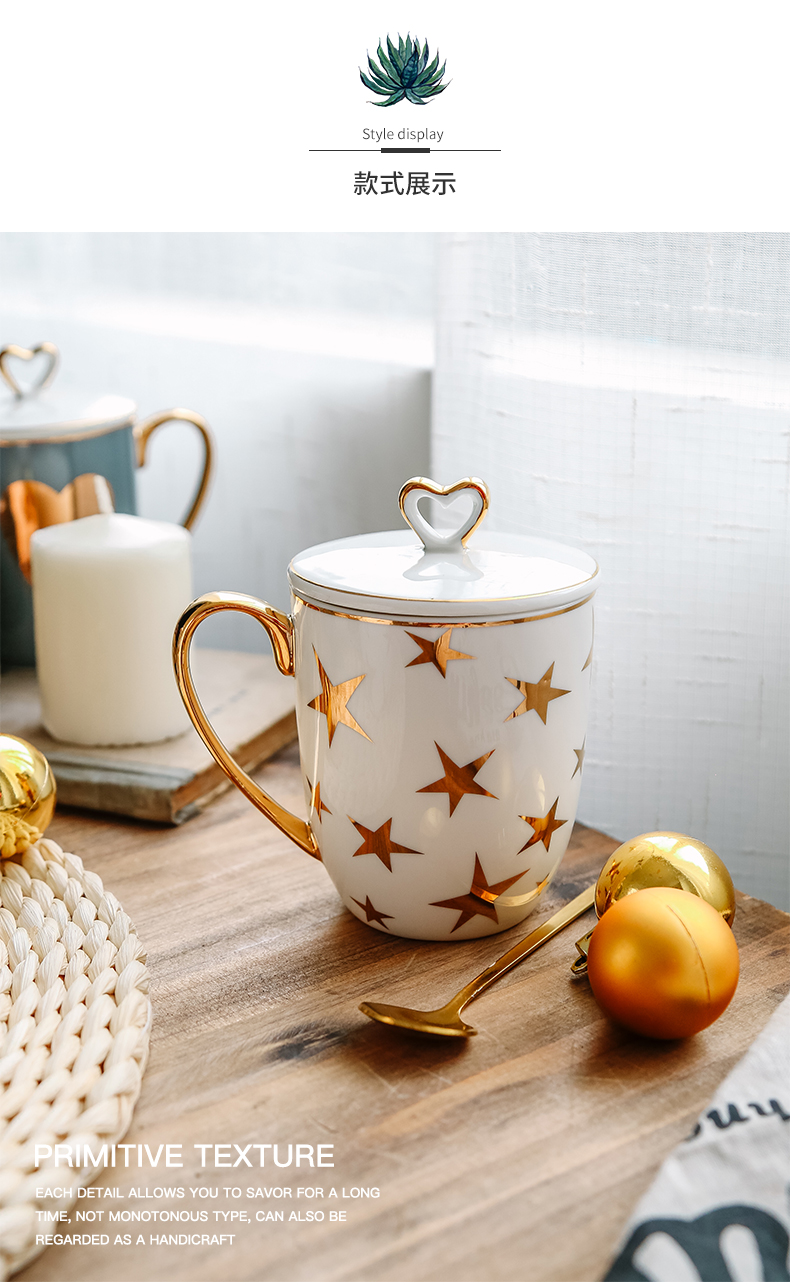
[31, 513, 192, 746]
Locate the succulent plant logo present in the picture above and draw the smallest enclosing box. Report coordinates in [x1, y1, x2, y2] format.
[360, 35, 448, 107]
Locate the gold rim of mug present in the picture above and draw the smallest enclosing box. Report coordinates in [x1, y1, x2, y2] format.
[292, 591, 595, 628]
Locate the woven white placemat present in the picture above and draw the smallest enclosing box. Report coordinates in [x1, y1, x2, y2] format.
[0, 837, 150, 1279]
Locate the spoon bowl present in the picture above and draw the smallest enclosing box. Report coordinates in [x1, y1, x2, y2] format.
[359, 1000, 477, 1038]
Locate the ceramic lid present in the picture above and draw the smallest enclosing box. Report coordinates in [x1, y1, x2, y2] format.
[289, 477, 599, 622]
[0, 343, 136, 444]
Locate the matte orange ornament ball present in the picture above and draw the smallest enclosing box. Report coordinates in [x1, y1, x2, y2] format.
[586, 886, 739, 1039]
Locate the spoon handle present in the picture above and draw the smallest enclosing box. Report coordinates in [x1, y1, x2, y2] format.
[453, 884, 596, 1012]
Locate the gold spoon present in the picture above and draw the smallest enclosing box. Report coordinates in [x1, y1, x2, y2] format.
[359, 884, 595, 1037]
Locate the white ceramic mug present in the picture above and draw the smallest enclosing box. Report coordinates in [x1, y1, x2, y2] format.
[173, 477, 599, 941]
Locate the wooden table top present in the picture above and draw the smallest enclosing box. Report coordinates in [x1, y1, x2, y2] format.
[20, 744, 790, 1283]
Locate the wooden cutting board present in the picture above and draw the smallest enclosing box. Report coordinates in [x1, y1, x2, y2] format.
[1, 649, 297, 823]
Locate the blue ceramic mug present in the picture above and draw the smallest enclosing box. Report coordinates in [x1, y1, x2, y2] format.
[0, 342, 213, 668]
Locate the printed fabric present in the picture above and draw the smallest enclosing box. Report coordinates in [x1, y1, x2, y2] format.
[606, 993, 790, 1281]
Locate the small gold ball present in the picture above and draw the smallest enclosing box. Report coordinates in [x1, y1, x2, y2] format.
[0, 734, 56, 854]
[587, 887, 740, 1039]
[595, 831, 735, 925]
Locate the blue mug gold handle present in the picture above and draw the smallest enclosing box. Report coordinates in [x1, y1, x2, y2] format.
[0, 343, 214, 667]
[132, 407, 214, 532]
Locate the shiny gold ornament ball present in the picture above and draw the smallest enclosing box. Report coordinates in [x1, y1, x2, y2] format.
[0, 734, 56, 856]
[586, 886, 739, 1039]
[595, 831, 736, 925]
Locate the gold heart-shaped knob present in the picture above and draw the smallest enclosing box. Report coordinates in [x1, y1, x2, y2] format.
[398, 476, 490, 553]
[0, 474, 115, 582]
[0, 341, 60, 397]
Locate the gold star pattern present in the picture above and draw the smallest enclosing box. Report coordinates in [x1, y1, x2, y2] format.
[505, 663, 570, 725]
[572, 739, 586, 779]
[307, 648, 371, 747]
[417, 743, 498, 816]
[350, 817, 422, 871]
[351, 895, 394, 929]
[306, 777, 331, 819]
[518, 798, 568, 853]
[405, 628, 474, 678]
[431, 854, 530, 932]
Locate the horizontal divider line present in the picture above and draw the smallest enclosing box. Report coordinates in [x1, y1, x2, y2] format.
[307, 149, 502, 153]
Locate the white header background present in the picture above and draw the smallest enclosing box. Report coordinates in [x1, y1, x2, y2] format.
[1, 0, 788, 230]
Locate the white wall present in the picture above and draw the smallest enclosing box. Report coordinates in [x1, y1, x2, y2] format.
[432, 233, 789, 908]
[0, 234, 434, 647]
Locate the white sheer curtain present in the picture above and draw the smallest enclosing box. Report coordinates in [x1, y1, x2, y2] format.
[432, 233, 789, 907]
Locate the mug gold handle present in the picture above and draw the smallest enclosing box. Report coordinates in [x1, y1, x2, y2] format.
[173, 591, 320, 859]
[134, 408, 215, 530]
